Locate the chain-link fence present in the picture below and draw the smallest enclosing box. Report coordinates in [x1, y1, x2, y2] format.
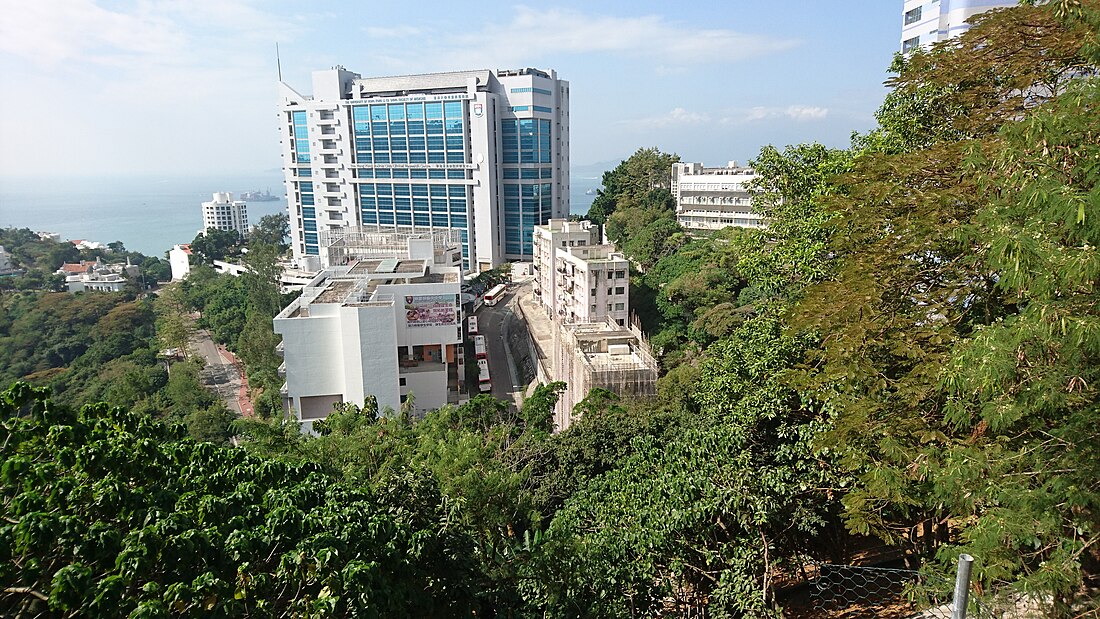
[805, 556, 994, 619]
[804, 557, 1047, 619]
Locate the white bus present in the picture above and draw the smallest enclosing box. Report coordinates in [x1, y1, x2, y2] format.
[484, 283, 507, 306]
[467, 315, 479, 337]
[477, 358, 492, 392]
[473, 335, 487, 359]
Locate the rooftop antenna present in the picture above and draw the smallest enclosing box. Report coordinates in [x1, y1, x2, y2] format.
[276, 42, 283, 82]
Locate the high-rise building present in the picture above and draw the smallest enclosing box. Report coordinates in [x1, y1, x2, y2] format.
[201, 192, 249, 238]
[902, 0, 1018, 53]
[671, 162, 762, 231]
[278, 66, 570, 272]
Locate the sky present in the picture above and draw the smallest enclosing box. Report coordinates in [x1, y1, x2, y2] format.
[0, 0, 903, 179]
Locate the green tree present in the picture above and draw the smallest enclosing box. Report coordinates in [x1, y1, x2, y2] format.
[249, 213, 290, 252]
[587, 147, 680, 225]
[189, 227, 240, 263]
[153, 285, 193, 359]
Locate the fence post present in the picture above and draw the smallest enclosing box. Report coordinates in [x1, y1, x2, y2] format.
[951, 554, 974, 619]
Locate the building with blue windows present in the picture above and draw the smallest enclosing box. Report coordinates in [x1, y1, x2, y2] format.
[278, 66, 570, 272]
[901, 0, 1017, 53]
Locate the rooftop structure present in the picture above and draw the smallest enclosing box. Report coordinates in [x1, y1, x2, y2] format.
[671, 162, 762, 231]
[278, 65, 570, 270]
[321, 225, 463, 270]
[553, 319, 658, 431]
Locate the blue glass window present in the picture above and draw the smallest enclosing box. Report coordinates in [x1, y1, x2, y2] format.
[533, 105, 552, 113]
[425, 102, 443, 119]
[297, 168, 312, 177]
[447, 169, 465, 179]
[428, 170, 446, 179]
[510, 106, 529, 112]
[504, 168, 519, 179]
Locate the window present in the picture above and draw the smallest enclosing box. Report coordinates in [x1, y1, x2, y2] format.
[902, 36, 920, 53]
[904, 7, 922, 25]
[607, 288, 613, 296]
[615, 287, 625, 295]
[615, 270, 625, 279]
[614, 303, 625, 311]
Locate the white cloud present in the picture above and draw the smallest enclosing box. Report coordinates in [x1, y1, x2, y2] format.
[621, 107, 711, 129]
[364, 25, 425, 39]
[723, 105, 830, 124]
[362, 6, 799, 71]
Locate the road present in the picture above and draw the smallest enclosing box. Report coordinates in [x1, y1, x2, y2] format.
[473, 283, 530, 409]
[192, 328, 253, 417]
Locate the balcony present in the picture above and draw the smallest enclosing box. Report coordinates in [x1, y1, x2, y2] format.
[278, 361, 287, 379]
[275, 341, 284, 358]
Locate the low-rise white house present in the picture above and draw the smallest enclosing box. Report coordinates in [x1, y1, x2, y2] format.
[274, 229, 465, 431]
[56, 259, 138, 293]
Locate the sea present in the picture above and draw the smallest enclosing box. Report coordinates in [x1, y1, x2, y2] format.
[0, 173, 600, 258]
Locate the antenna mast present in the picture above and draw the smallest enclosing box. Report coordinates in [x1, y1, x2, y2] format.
[276, 42, 283, 81]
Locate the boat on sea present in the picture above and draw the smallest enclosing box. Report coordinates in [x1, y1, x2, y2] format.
[239, 189, 280, 202]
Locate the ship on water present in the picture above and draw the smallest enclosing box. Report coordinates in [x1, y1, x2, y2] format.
[239, 189, 280, 202]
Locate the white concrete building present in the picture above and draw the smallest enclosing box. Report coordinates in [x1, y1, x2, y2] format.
[278, 66, 570, 271]
[532, 219, 630, 327]
[671, 162, 762, 231]
[902, 0, 1017, 53]
[274, 230, 465, 432]
[56, 259, 138, 293]
[169, 244, 192, 280]
[202, 192, 249, 238]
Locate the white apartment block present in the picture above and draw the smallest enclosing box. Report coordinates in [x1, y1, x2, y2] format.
[532, 219, 630, 327]
[273, 229, 464, 432]
[278, 66, 570, 272]
[902, 0, 1017, 53]
[202, 192, 249, 238]
[671, 162, 762, 231]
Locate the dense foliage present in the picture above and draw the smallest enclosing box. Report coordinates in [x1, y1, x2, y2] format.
[0, 383, 479, 617]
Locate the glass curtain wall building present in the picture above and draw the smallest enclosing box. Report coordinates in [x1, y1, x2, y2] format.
[278, 66, 570, 271]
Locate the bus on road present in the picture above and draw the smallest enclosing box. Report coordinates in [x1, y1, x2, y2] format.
[467, 315, 479, 337]
[473, 335, 487, 359]
[477, 359, 492, 392]
[484, 283, 507, 306]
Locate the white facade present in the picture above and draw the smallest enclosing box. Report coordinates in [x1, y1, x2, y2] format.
[902, 0, 1017, 53]
[533, 219, 630, 327]
[278, 66, 570, 271]
[169, 244, 192, 280]
[202, 192, 249, 237]
[274, 234, 465, 432]
[671, 162, 762, 231]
